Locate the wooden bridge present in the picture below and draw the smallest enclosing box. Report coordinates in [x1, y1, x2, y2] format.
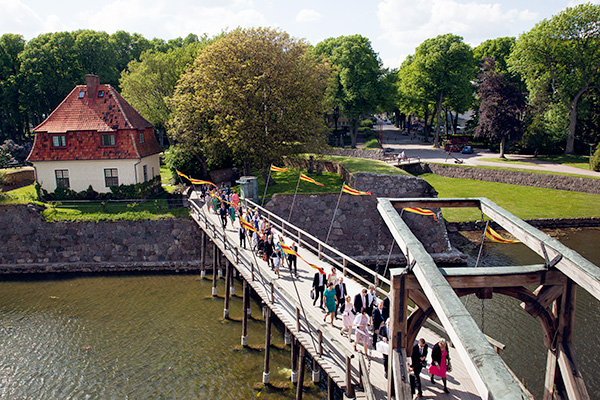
[186, 193, 599, 399]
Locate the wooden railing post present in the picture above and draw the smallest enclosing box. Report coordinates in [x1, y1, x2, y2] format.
[212, 243, 218, 297]
[343, 258, 348, 277]
[296, 307, 301, 332]
[241, 279, 249, 346]
[223, 260, 231, 319]
[263, 307, 272, 384]
[251, 262, 255, 281]
[318, 330, 323, 356]
[270, 282, 275, 303]
[295, 346, 306, 400]
[345, 356, 355, 398]
[318, 243, 322, 260]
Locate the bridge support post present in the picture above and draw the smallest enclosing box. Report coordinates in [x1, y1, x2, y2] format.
[200, 231, 206, 279]
[344, 355, 354, 399]
[263, 307, 272, 384]
[291, 338, 299, 383]
[327, 376, 334, 400]
[241, 279, 248, 346]
[230, 267, 235, 296]
[295, 345, 306, 400]
[284, 328, 291, 345]
[212, 243, 218, 297]
[223, 260, 231, 319]
[312, 359, 320, 383]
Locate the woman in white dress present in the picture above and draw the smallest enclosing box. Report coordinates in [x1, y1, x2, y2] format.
[340, 295, 355, 339]
[327, 267, 338, 287]
[353, 307, 371, 354]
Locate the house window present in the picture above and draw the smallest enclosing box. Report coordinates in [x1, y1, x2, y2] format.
[78, 90, 85, 99]
[55, 170, 70, 188]
[104, 168, 119, 187]
[98, 90, 104, 98]
[143, 165, 148, 182]
[51, 135, 66, 147]
[139, 132, 144, 143]
[101, 134, 115, 146]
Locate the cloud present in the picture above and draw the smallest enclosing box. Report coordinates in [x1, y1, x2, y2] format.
[0, 0, 68, 39]
[296, 9, 322, 23]
[376, 0, 539, 65]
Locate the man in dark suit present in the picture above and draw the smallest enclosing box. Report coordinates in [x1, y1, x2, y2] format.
[372, 299, 385, 346]
[410, 338, 428, 397]
[378, 319, 390, 378]
[312, 271, 326, 308]
[353, 288, 368, 314]
[334, 277, 348, 316]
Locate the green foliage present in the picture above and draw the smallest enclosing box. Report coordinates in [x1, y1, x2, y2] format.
[39, 177, 164, 201]
[364, 138, 381, 149]
[41, 200, 189, 222]
[592, 144, 600, 172]
[473, 37, 516, 75]
[360, 119, 374, 128]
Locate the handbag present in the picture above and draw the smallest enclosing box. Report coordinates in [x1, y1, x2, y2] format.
[310, 289, 315, 300]
[262, 253, 268, 262]
[446, 356, 452, 372]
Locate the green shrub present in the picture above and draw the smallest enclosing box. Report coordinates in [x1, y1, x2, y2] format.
[592, 144, 600, 172]
[360, 119, 374, 128]
[40, 177, 164, 201]
[365, 138, 381, 149]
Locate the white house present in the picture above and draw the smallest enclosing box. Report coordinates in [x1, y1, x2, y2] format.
[27, 74, 162, 193]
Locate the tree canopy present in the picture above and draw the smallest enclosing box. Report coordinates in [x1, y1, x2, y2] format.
[509, 3, 600, 154]
[314, 35, 386, 148]
[168, 27, 331, 176]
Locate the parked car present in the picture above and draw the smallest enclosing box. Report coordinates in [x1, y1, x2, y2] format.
[462, 145, 473, 154]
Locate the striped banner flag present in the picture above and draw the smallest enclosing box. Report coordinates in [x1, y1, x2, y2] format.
[176, 170, 189, 180]
[404, 207, 438, 221]
[239, 215, 257, 233]
[188, 178, 217, 187]
[280, 242, 326, 275]
[485, 227, 520, 243]
[271, 165, 288, 172]
[210, 191, 236, 206]
[342, 184, 371, 196]
[300, 173, 324, 186]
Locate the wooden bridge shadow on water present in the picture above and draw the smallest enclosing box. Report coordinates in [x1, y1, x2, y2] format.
[187, 193, 599, 400]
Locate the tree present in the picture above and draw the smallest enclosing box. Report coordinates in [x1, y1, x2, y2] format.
[314, 35, 386, 148]
[473, 37, 516, 75]
[0, 34, 26, 142]
[509, 3, 600, 154]
[408, 34, 475, 147]
[475, 58, 526, 158]
[168, 27, 330, 176]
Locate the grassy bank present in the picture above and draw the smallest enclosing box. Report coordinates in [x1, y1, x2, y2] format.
[422, 173, 600, 222]
[41, 200, 189, 222]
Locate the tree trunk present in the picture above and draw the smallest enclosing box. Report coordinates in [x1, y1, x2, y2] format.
[565, 88, 586, 154]
[452, 111, 459, 135]
[423, 107, 430, 141]
[350, 117, 358, 148]
[500, 136, 506, 158]
[434, 91, 443, 148]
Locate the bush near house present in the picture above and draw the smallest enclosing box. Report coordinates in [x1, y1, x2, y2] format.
[37, 176, 168, 201]
[592, 144, 600, 172]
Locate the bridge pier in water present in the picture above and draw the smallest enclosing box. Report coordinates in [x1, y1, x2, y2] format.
[263, 307, 272, 384]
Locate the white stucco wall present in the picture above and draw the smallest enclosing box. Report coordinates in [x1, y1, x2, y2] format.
[33, 155, 161, 193]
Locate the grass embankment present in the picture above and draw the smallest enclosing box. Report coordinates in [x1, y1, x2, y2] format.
[537, 154, 591, 170]
[422, 173, 600, 222]
[257, 168, 343, 199]
[430, 162, 600, 180]
[477, 158, 537, 166]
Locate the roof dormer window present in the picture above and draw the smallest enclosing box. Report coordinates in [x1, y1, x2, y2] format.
[98, 90, 104, 98]
[78, 90, 85, 99]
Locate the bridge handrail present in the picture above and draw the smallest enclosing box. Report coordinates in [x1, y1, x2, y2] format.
[244, 199, 391, 291]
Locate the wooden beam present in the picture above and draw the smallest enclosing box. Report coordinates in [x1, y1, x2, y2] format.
[543, 349, 557, 400]
[295, 346, 306, 400]
[391, 199, 481, 209]
[408, 289, 431, 311]
[556, 342, 590, 400]
[263, 307, 272, 384]
[241, 279, 249, 346]
[522, 285, 564, 317]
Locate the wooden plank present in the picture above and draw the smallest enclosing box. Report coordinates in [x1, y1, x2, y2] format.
[557, 343, 590, 400]
[543, 349, 557, 400]
[357, 355, 376, 400]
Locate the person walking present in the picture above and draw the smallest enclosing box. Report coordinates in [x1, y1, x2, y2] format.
[271, 248, 281, 279]
[238, 224, 246, 249]
[410, 338, 428, 396]
[334, 277, 348, 317]
[323, 283, 337, 327]
[429, 339, 450, 393]
[378, 319, 391, 379]
[353, 288, 368, 314]
[340, 295, 354, 338]
[312, 271, 326, 309]
[219, 204, 228, 229]
[287, 242, 298, 276]
[327, 267, 338, 287]
[353, 307, 371, 354]
[372, 299, 385, 346]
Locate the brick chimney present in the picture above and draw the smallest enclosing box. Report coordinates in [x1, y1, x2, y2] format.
[85, 74, 99, 98]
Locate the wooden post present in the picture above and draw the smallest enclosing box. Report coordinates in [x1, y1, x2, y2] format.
[318, 330, 323, 356]
[230, 264, 236, 296]
[327, 376, 334, 400]
[296, 307, 301, 332]
[312, 358, 320, 383]
[318, 243, 322, 260]
[345, 355, 354, 399]
[200, 230, 206, 279]
[212, 243, 218, 297]
[388, 271, 408, 399]
[246, 283, 252, 317]
[270, 282, 275, 303]
[284, 327, 291, 345]
[251, 262, 255, 282]
[263, 307, 272, 384]
[217, 251, 223, 279]
[343, 258, 348, 277]
[241, 280, 249, 346]
[291, 338, 299, 383]
[296, 345, 306, 400]
[223, 260, 231, 319]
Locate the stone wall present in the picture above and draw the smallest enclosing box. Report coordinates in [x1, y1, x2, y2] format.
[447, 217, 600, 232]
[0, 204, 211, 274]
[325, 148, 386, 160]
[426, 163, 600, 194]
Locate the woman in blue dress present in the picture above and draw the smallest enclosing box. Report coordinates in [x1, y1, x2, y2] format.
[323, 282, 337, 327]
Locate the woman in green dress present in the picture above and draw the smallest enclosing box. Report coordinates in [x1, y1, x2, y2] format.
[323, 282, 337, 327]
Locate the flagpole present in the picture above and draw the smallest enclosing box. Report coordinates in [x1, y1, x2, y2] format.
[325, 181, 345, 245]
[261, 165, 273, 207]
[287, 171, 302, 222]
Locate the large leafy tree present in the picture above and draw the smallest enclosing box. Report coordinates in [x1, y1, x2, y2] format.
[509, 3, 600, 154]
[475, 58, 526, 158]
[168, 27, 331, 176]
[408, 34, 475, 147]
[0, 34, 26, 142]
[314, 35, 386, 148]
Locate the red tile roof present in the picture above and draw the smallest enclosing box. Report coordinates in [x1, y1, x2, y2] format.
[28, 78, 162, 162]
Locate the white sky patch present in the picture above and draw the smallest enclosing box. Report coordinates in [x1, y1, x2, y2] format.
[296, 9, 322, 23]
[0, 0, 68, 38]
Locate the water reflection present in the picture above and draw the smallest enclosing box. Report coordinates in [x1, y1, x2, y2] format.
[453, 227, 600, 398]
[0, 275, 325, 399]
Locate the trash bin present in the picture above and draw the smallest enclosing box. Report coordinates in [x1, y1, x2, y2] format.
[237, 176, 259, 203]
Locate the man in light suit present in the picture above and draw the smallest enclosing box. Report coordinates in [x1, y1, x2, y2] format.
[334, 277, 348, 316]
[312, 271, 326, 309]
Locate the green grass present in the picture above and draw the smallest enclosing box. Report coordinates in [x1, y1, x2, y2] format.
[429, 162, 600, 180]
[258, 168, 343, 199]
[536, 154, 591, 170]
[42, 200, 189, 222]
[160, 165, 177, 193]
[316, 155, 409, 176]
[422, 173, 600, 221]
[477, 157, 537, 166]
[364, 138, 381, 149]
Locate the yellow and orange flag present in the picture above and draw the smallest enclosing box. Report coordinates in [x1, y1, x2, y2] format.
[280, 242, 326, 275]
[210, 191, 235, 206]
[271, 165, 288, 172]
[485, 227, 520, 244]
[404, 207, 438, 221]
[176, 170, 189, 180]
[342, 184, 371, 196]
[300, 173, 324, 187]
[239, 215, 257, 233]
[176, 170, 217, 187]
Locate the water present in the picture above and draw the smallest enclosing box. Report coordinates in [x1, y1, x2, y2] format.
[455, 227, 600, 398]
[0, 275, 325, 399]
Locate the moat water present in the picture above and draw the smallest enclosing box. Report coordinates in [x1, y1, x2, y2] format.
[0, 228, 598, 399]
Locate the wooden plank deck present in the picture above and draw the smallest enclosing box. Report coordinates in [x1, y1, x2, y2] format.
[189, 195, 483, 399]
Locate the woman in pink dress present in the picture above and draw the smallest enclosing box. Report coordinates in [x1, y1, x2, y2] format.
[429, 338, 450, 393]
[353, 307, 371, 354]
[340, 295, 354, 339]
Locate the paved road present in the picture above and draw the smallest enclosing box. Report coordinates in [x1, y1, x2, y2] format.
[374, 123, 600, 178]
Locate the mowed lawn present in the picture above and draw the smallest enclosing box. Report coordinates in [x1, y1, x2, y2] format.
[421, 173, 600, 222]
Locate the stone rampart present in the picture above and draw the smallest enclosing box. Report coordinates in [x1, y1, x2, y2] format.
[325, 148, 386, 160]
[426, 163, 600, 194]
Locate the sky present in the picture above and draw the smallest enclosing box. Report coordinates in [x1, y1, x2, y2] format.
[1, 0, 598, 69]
